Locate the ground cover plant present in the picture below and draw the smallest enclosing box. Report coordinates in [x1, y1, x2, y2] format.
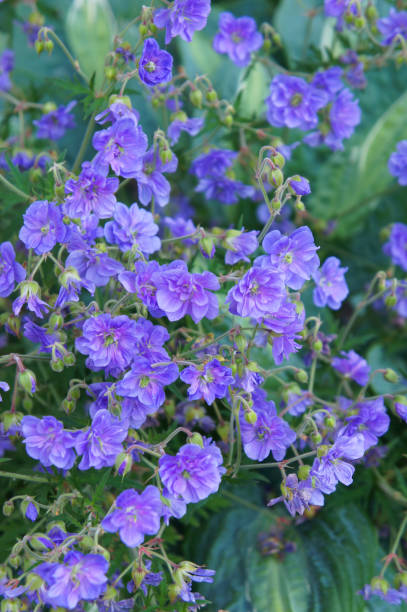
[0, 0, 407, 609]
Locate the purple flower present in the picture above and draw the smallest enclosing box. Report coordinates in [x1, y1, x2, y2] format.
[101, 486, 162, 547]
[263, 301, 305, 365]
[130, 317, 170, 360]
[332, 350, 370, 386]
[389, 141, 407, 186]
[0, 381, 10, 402]
[341, 50, 367, 89]
[33, 101, 76, 140]
[75, 410, 128, 470]
[262, 226, 319, 290]
[324, 0, 350, 18]
[154, 0, 211, 44]
[266, 75, 328, 131]
[377, 9, 407, 45]
[23, 320, 67, 360]
[139, 38, 173, 87]
[117, 356, 178, 410]
[19, 200, 67, 254]
[163, 216, 198, 245]
[395, 397, 407, 422]
[284, 389, 313, 416]
[213, 12, 263, 67]
[181, 359, 234, 404]
[312, 67, 343, 98]
[55, 265, 94, 308]
[310, 434, 365, 494]
[12, 151, 34, 171]
[226, 266, 285, 319]
[240, 403, 296, 462]
[268, 473, 324, 516]
[12, 280, 49, 318]
[35, 551, 108, 609]
[119, 261, 164, 318]
[312, 256, 349, 310]
[383, 222, 407, 271]
[96, 102, 140, 126]
[159, 442, 224, 503]
[190, 149, 237, 178]
[0, 579, 26, 599]
[25, 501, 38, 521]
[155, 259, 219, 323]
[167, 114, 204, 145]
[338, 397, 390, 451]
[135, 147, 178, 208]
[224, 229, 258, 264]
[0, 242, 26, 297]
[65, 247, 123, 287]
[63, 162, 119, 219]
[92, 119, 148, 178]
[104, 202, 161, 255]
[75, 314, 139, 377]
[21, 415, 76, 469]
[196, 175, 255, 204]
[288, 175, 311, 196]
[0, 49, 14, 91]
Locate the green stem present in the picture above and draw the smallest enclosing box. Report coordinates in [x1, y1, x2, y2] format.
[338, 290, 386, 350]
[72, 111, 97, 174]
[45, 29, 89, 85]
[0, 172, 32, 201]
[240, 450, 316, 470]
[0, 470, 49, 483]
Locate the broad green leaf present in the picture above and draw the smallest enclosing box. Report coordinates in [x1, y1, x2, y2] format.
[66, 0, 116, 90]
[274, 0, 326, 64]
[235, 61, 269, 120]
[366, 344, 407, 396]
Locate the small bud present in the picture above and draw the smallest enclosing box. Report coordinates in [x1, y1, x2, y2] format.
[324, 416, 336, 429]
[18, 370, 36, 395]
[35, 40, 44, 54]
[159, 148, 173, 164]
[271, 198, 281, 211]
[69, 386, 81, 401]
[139, 23, 148, 36]
[189, 432, 204, 447]
[51, 359, 64, 373]
[270, 169, 284, 187]
[295, 369, 308, 384]
[63, 352, 76, 367]
[189, 89, 203, 108]
[395, 395, 407, 406]
[44, 39, 54, 54]
[312, 339, 323, 353]
[48, 313, 64, 329]
[132, 564, 148, 588]
[104, 66, 117, 81]
[21, 499, 39, 522]
[22, 396, 33, 411]
[3, 500, 14, 516]
[366, 4, 378, 20]
[263, 38, 272, 52]
[371, 576, 389, 594]
[222, 114, 233, 128]
[354, 16, 366, 28]
[25, 573, 44, 592]
[298, 464, 311, 480]
[2, 411, 23, 432]
[295, 199, 305, 211]
[272, 32, 282, 46]
[244, 409, 258, 424]
[395, 572, 407, 588]
[235, 334, 247, 353]
[316, 444, 329, 457]
[206, 89, 218, 103]
[272, 152, 285, 168]
[384, 368, 399, 383]
[79, 535, 95, 552]
[311, 432, 323, 445]
[385, 294, 397, 308]
[200, 236, 215, 258]
[43, 101, 57, 114]
[109, 94, 132, 108]
[217, 423, 229, 441]
[62, 398, 75, 414]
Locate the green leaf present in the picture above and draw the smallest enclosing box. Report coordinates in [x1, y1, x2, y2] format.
[66, 0, 116, 90]
[235, 61, 269, 121]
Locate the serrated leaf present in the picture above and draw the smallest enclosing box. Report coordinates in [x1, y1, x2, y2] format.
[66, 0, 116, 90]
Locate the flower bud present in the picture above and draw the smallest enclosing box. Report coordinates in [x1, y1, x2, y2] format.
[79, 536, 95, 552]
[312, 339, 323, 353]
[25, 573, 44, 592]
[311, 432, 323, 445]
[2, 411, 23, 432]
[43, 101, 57, 114]
[270, 169, 284, 187]
[48, 313, 64, 329]
[63, 352, 76, 367]
[298, 464, 311, 480]
[35, 40, 44, 54]
[217, 423, 229, 441]
[385, 294, 397, 308]
[44, 39, 54, 54]
[235, 334, 247, 353]
[18, 370, 36, 395]
[109, 94, 132, 108]
[189, 89, 203, 108]
[104, 66, 117, 81]
[6, 315, 20, 336]
[222, 114, 233, 127]
[384, 368, 399, 383]
[244, 409, 258, 424]
[29, 534, 50, 551]
[295, 369, 308, 384]
[69, 386, 81, 401]
[159, 148, 173, 164]
[395, 572, 407, 588]
[51, 359, 64, 373]
[272, 152, 285, 168]
[62, 398, 75, 414]
[189, 432, 204, 447]
[199, 236, 215, 259]
[139, 23, 148, 36]
[371, 576, 389, 594]
[3, 500, 14, 517]
[115, 451, 133, 476]
[295, 199, 305, 211]
[263, 38, 272, 52]
[22, 396, 33, 411]
[271, 198, 281, 211]
[21, 499, 39, 522]
[325, 416, 336, 429]
[354, 16, 366, 28]
[132, 564, 148, 588]
[206, 89, 218, 103]
[366, 4, 378, 20]
[317, 444, 329, 457]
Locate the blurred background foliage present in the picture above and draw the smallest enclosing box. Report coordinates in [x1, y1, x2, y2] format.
[1, 0, 407, 610]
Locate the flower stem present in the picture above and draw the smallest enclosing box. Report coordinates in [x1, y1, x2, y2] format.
[0, 172, 32, 201]
[0, 470, 49, 483]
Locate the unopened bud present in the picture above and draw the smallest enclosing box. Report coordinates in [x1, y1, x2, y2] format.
[298, 464, 311, 480]
[311, 432, 323, 445]
[222, 114, 233, 128]
[189, 432, 204, 447]
[200, 236, 215, 258]
[235, 334, 247, 353]
[263, 38, 272, 52]
[79, 536, 95, 552]
[312, 339, 323, 353]
[354, 16, 366, 28]
[295, 369, 308, 383]
[317, 444, 329, 457]
[51, 359, 64, 373]
[44, 39, 54, 54]
[63, 353, 75, 367]
[325, 416, 336, 429]
[104, 66, 116, 81]
[244, 409, 258, 424]
[206, 89, 218, 103]
[271, 198, 281, 211]
[384, 368, 399, 383]
[385, 294, 397, 308]
[270, 169, 284, 187]
[189, 89, 203, 108]
[35, 40, 44, 54]
[3, 500, 14, 517]
[18, 370, 36, 395]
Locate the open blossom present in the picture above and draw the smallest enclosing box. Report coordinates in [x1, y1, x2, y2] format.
[226, 266, 285, 319]
[139, 38, 173, 87]
[75, 314, 139, 377]
[154, 0, 211, 44]
[119, 261, 165, 318]
[266, 74, 328, 131]
[65, 246, 123, 288]
[268, 473, 324, 516]
[155, 260, 219, 323]
[33, 101, 76, 140]
[377, 9, 407, 46]
[102, 486, 162, 547]
[19, 200, 67, 255]
[23, 320, 67, 361]
[388, 141, 407, 186]
[312, 67, 343, 99]
[224, 229, 258, 264]
[0, 242, 26, 297]
[159, 442, 224, 503]
[338, 397, 390, 451]
[213, 12, 263, 67]
[262, 300, 305, 365]
[35, 552, 108, 609]
[383, 222, 407, 271]
[240, 403, 296, 462]
[167, 113, 204, 145]
[261, 226, 319, 290]
[310, 434, 365, 494]
[104, 202, 161, 255]
[181, 359, 234, 404]
[92, 118, 148, 178]
[116, 356, 179, 411]
[196, 175, 255, 204]
[12, 280, 49, 318]
[312, 256, 348, 310]
[75, 410, 128, 470]
[332, 350, 370, 386]
[190, 149, 237, 178]
[63, 162, 119, 219]
[21, 415, 76, 469]
[135, 147, 178, 208]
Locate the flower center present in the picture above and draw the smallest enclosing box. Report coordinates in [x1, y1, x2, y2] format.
[144, 61, 156, 73]
[140, 376, 150, 388]
[291, 93, 303, 107]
